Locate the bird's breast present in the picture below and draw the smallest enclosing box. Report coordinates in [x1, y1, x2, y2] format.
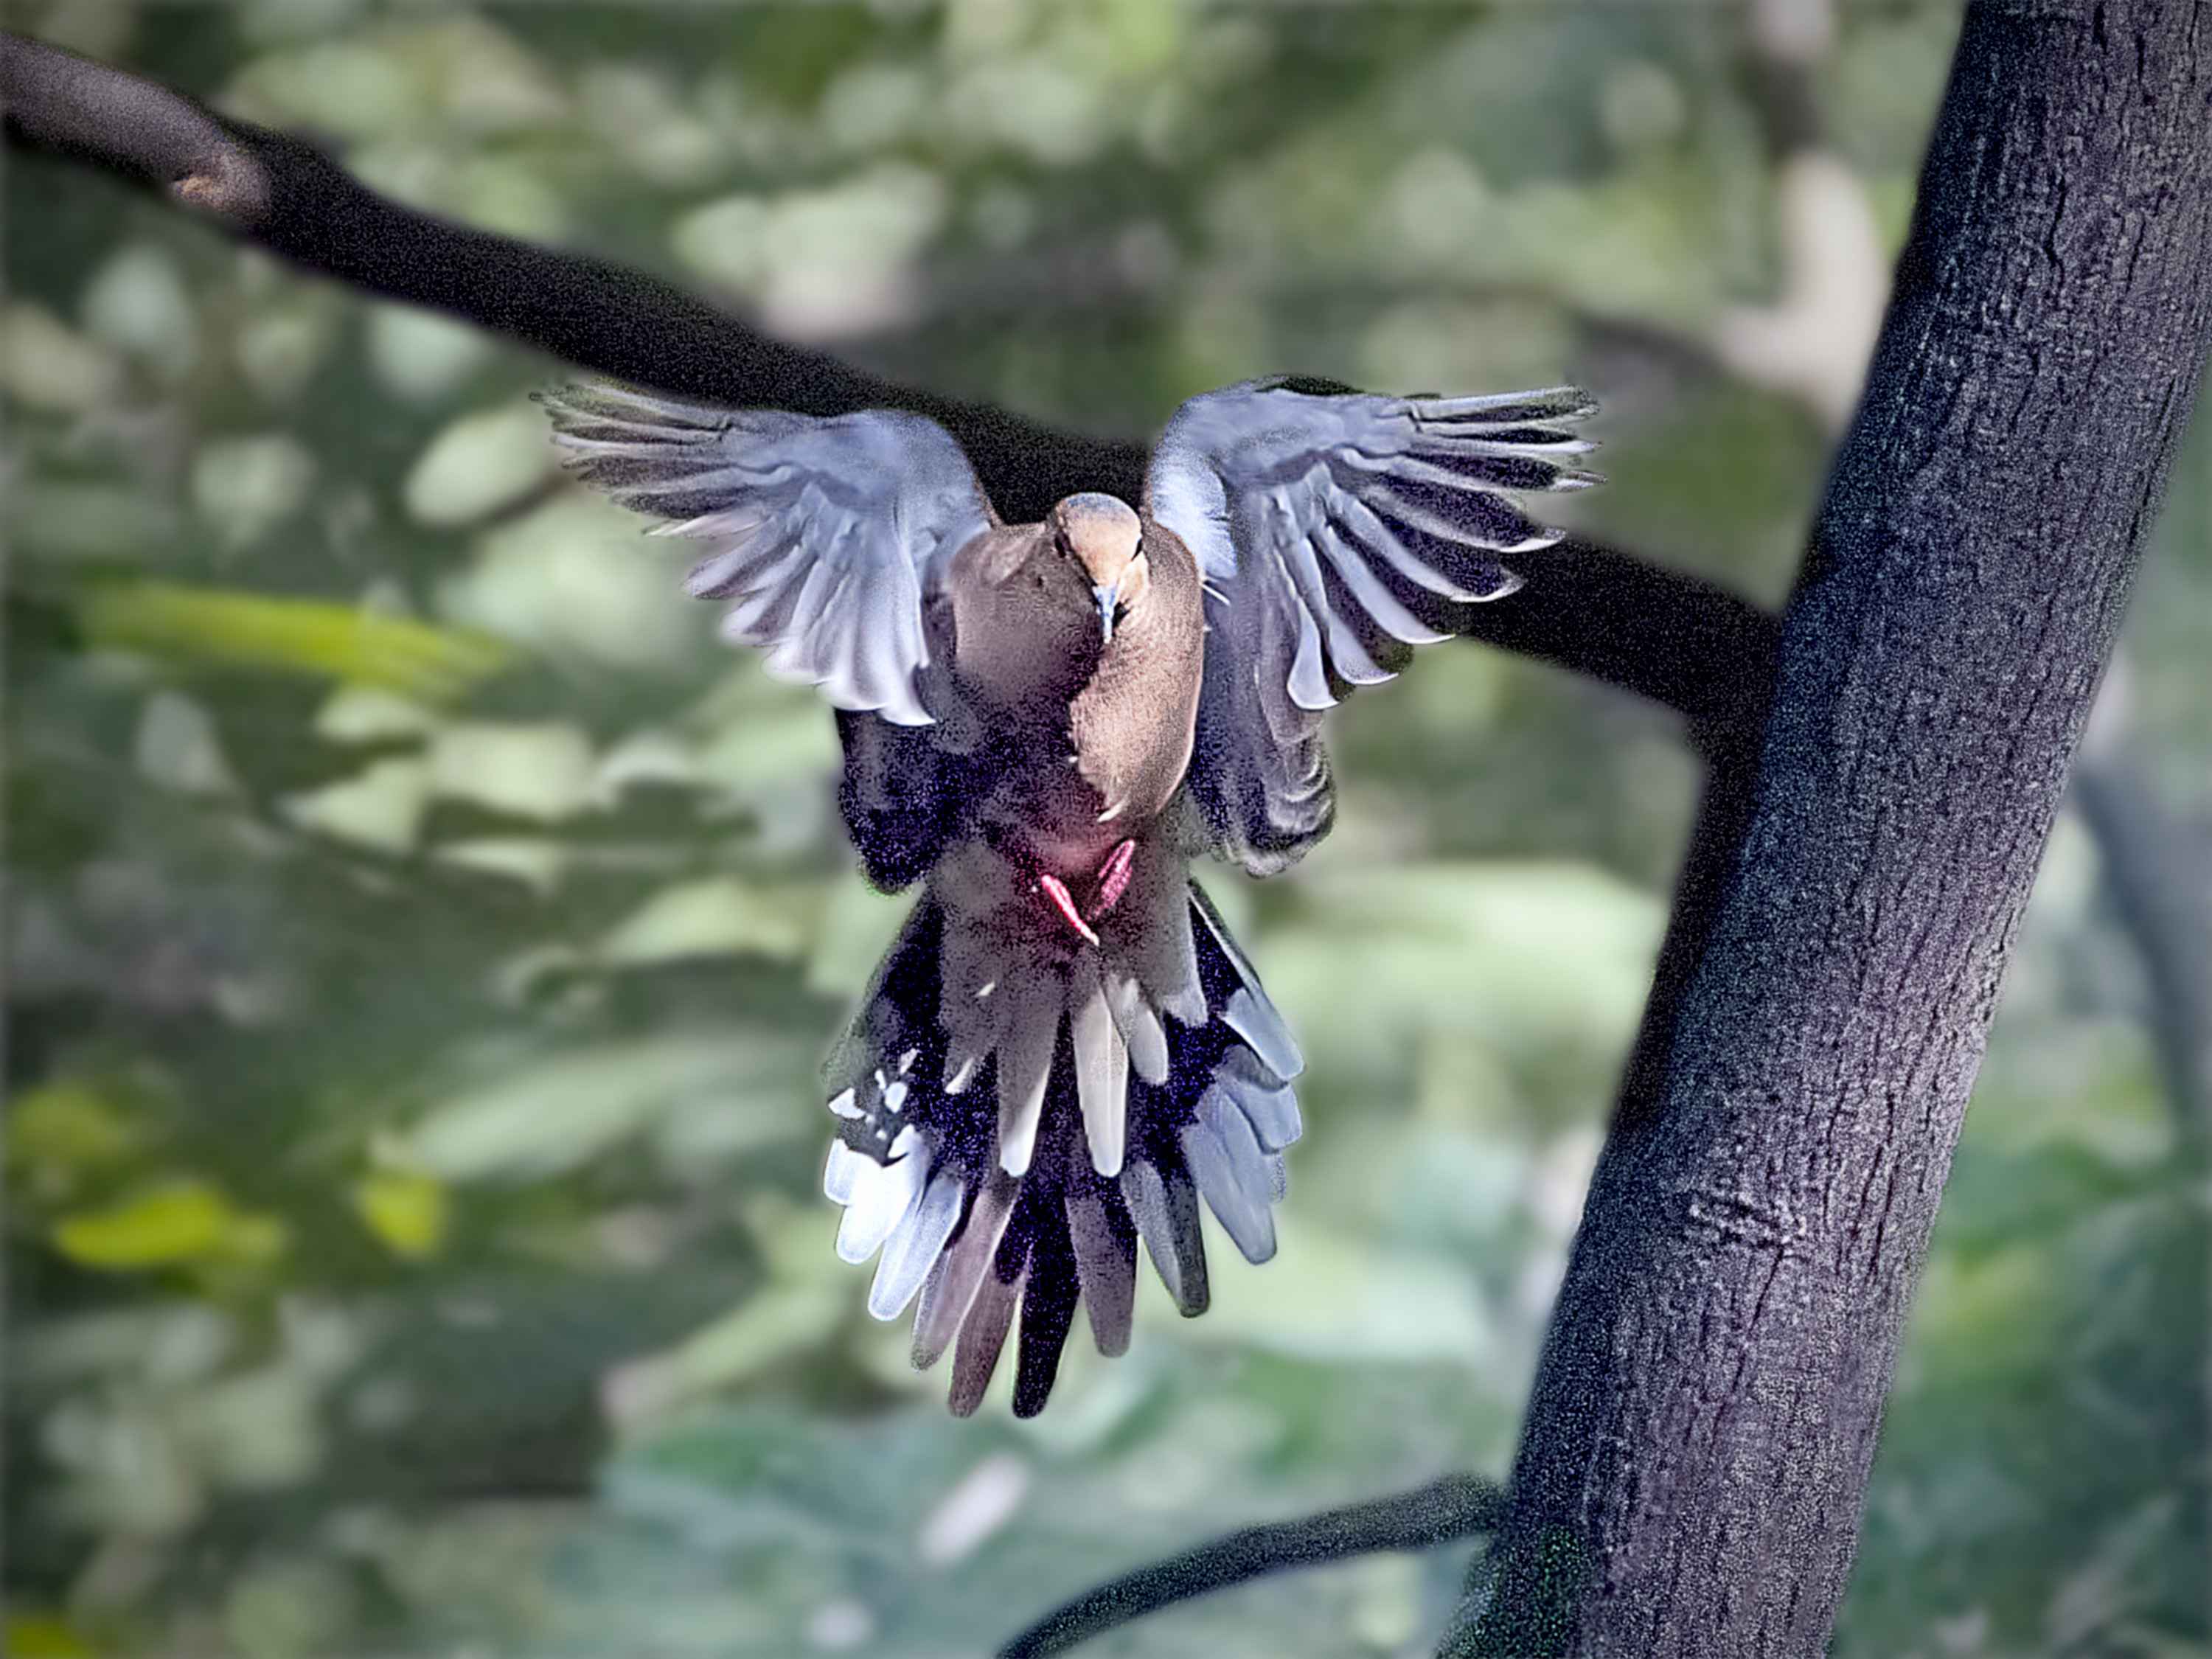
[978, 650, 1197, 881]
[942, 526, 1099, 717]
[1065, 518, 1204, 840]
[944, 515, 1203, 878]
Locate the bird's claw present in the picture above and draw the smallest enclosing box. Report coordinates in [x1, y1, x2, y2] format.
[1038, 873, 1102, 946]
[1094, 838, 1137, 914]
[1037, 840, 1138, 945]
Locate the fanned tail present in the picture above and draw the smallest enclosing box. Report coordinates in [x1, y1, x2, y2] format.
[821, 881, 1302, 1416]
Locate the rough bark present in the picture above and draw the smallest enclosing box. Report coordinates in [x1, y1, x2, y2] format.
[1463, 0, 2212, 1651]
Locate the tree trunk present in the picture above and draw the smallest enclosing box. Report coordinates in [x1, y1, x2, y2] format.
[1463, 0, 2212, 1651]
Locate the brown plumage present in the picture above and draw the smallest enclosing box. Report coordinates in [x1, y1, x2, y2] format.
[540, 376, 1598, 1415]
[939, 493, 1203, 869]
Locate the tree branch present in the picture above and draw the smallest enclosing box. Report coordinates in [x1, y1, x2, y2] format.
[0, 30, 267, 217]
[998, 1472, 1503, 1659]
[1, 29, 1776, 739]
[1451, 538, 1778, 748]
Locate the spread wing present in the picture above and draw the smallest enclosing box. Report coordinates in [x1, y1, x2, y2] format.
[540, 384, 995, 727]
[1147, 377, 1597, 876]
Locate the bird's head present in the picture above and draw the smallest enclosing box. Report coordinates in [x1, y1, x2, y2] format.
[1051, 493, 1149, 644]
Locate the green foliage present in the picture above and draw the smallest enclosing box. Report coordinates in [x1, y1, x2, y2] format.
[77, 581, 512, 698]
[4, 3, 2200, 1657]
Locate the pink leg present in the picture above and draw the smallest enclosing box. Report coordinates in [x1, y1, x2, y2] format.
[1037, 873, 1101, 946]
[1091, 838, 1138, 917]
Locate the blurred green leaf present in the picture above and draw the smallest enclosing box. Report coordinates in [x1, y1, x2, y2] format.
[0, 301, 122, 412]
[8, 479, 180, 562]
[607, 1284, 848, 1428]
[1, 1610, 93, 1659]
[599, 876, 823, 967]
[80, 243, 197, 379]
[284, 755, 434, 851]
[313, 682, 441, 743]
[441, 496, 700, 672]
[1262, 861, 1663, 1079]
[78, 582, 512, 700]
[428, 721, 597, 821]
[395, 1036, 804, 1183]
[191, 435, 319, 549]
[1172, 1213, 1494, 1365]
[366, 302, 494, 403]
[403, 404, 557, 527]
[52, 1181, 287, 1272]
[807, 878, 914, 997]
[7, 1080, 142, 1175]
[134, 689, 240, 796]
[352, 1168, 451, 1259]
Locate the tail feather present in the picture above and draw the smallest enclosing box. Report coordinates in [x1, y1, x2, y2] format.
[1066, 1178, 1138, 1356]
[824, 877, 1302, 1416]
[993, 982, 1057, 1177]
[1106, 967, 1172, 1084]
[1186, 1088, 1276, 1263]
[1192, 884, 1304, 1079]
[949, 1262, 1023, 1416]
[1069, 959, 1130, 1177]
[831, 1129, 926, 1264]
[1217, 1045, 1301, 1151]
[867, 1169, 961, 1321]
[911, 1172, 1015, 1368]
[1126, 888, 1207, 1027]
[1011, 1205, 1081, 1417]
[1121, 1155, 1209, 1318]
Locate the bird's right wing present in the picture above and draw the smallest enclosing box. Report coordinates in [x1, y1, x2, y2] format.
[1147, 378, 1597, 875]
[540, 384, 996, 727]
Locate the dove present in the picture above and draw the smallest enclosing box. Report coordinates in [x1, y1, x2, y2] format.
[541, 376, 1597, 1415]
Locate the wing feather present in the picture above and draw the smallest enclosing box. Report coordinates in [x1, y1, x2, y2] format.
[1314, 521, 1449, 646]
[540, 384, 995, 727]
[1147, 377, 1595, 874]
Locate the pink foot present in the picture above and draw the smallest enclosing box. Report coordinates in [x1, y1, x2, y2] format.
[1037, 873, 1101, 945]
[1093, 839, 1137, 917]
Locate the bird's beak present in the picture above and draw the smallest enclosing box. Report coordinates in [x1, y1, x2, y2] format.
[1093, 581, 1119, 645]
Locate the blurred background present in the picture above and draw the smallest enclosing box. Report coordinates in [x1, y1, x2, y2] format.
[3, 2, 2204, 1655]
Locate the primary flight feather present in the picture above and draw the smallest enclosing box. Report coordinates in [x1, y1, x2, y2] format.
[541, 375, 1597, 1416]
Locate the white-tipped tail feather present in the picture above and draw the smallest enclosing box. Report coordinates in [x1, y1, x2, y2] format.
[821, 874, 1301, 1417]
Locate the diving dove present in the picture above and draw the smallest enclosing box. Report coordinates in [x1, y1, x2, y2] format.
[541, 376, 1597, 1416]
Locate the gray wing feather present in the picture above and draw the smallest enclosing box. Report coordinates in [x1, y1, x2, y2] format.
[540, 384, 995, 727]
[1147, 378, 1596, 875]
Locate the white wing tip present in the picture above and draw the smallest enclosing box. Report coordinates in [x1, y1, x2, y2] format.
[1409, 383, 1599, 422]
[1467, 568, 1528, 604]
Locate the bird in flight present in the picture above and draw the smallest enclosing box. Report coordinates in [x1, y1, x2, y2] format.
[542, 376, 1596, 1416]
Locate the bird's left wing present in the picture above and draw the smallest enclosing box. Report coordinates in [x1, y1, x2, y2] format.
[1147, 377, 1598, 875]
[540, 384, 995, 726]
